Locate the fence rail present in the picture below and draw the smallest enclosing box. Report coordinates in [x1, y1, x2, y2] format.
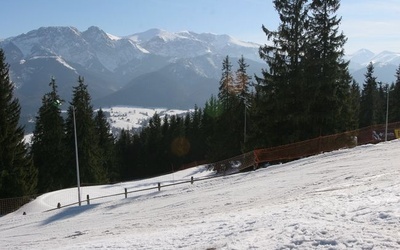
[1, 122, 400, 216]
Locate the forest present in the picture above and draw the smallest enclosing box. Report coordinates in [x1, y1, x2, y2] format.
[1, 0, 400, 198]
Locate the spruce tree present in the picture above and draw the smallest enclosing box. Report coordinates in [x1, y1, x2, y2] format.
[257, 0, 309, 146]
[306, 0, 353, 136]
[0, 49, 37, 198]
[218, 55, 235, 111]
[115, 129, 134, 180]
[94, 109, 116, 182]
[348, 80, 361, 129]
[65, 76, 107, 186]
[235, 56, 252, 149]
[31, 77, 66, 193]
[359, 63, 379, 127]
[390, 65, 400, 122]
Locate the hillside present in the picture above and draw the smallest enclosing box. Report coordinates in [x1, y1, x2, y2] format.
[1, 140, 399, 249]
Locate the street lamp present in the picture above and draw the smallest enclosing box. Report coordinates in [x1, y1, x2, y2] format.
[72, 106, 81, 206]
[385, 84, 390, 142]
[55, 99, 82, 206]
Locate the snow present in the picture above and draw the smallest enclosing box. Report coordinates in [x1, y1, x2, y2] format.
[100, 106, 190, 130]
[1, 140, 400, 249]
[106, 33, 121, 41]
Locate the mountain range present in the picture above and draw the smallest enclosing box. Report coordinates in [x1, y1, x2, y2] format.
[0, 26, 399, 119]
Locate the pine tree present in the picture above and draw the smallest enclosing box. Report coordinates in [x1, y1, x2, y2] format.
[348, 80, 361, 129]
[256, 0, 309, 146]
[306, 0, 353, 136]
[31, 77, 66, 193]
[65, 76, 107, 186]
[115, 129, 134, 180]
[94, 109, 116, 182]
[359, 63, 379, 127]
[390, 65, 400, 122]
[235, 56, 252, 150]
[218, 55, 235, 111]
[0, 49, 37, 198]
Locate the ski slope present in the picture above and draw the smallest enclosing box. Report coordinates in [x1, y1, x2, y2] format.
[1, 140, 400, 249]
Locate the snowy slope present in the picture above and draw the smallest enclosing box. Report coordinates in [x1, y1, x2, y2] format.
[1, 140, 400, 249]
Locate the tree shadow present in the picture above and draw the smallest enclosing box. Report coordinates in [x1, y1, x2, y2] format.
[42, 204, 99, 225]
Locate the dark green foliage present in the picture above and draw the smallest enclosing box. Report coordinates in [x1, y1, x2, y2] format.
[0, 49, 37, 198]
[94, 109, 117, 182]
[206, 56, 253, 161]
[252, 0, 353, 147]
[256, 0, 310, 146]
[359, 63, 380, 127]
[389, 65, 400, 122]
[64, 76, 108, 186]
[348, 81, 361, 129]
[31, 77, 66, 193]
[306, 0, 353, 136]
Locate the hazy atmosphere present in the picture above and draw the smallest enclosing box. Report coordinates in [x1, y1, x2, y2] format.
[1, 0, 399, 54]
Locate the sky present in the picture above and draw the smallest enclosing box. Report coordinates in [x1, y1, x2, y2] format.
[1, 0, 399, 54]
[1, 137, 399, 248]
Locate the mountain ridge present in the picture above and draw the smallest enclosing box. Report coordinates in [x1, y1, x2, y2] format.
[0, 26, 399, 118]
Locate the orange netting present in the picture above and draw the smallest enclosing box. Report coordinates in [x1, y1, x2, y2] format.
[210, 121, 400, 172]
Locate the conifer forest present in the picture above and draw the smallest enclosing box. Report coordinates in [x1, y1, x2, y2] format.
[1, 0, 400, 197]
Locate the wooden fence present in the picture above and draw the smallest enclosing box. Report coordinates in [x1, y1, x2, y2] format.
[1, 122, 399, 216]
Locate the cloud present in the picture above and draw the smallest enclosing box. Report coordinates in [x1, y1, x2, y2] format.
[339, 0, 400, 53]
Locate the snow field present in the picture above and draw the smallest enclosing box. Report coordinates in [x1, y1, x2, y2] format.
[1, 140, 400, 249]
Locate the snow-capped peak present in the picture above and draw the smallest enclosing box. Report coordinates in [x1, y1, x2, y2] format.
[106, 33, 121, 41]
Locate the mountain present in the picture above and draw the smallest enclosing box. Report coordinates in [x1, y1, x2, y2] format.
[0, 26, 262, 117]
[1, 26, 399, 119]
[346, 49, 400, 84]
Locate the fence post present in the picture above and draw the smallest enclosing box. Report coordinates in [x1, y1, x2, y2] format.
[191, 176, 194, 184]
[158, 182, 161, 191]
[86, 195, 90, 205]
[125, 188, 128, 198]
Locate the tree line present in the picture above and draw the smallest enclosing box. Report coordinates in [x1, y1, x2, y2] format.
[1, 0, 400, 198]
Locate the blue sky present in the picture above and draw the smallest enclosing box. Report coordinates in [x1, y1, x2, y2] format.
[1, 0, 399, 54]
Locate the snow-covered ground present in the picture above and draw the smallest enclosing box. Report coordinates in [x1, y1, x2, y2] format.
[1, 140, 400, 249]
[102, 106, 190, 130]
[24, 106, 191, 144]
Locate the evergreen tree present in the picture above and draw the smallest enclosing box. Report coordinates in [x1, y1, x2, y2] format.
[115, 129, 134, 180]
[208, 57, 244, 160]
[94, 109, 116, 182]
[348, 80, 361, 129]
[0, 49, 37, 198]
[256, 0, 309, 146]
[218, 55, 235, 111]
[141, 113, 165, 176]
[235, 56, 252, 150]
[390, 65, 400, 122]
[306, 0, 353, 136]
[376, 81, 386, 124]
[65, 76, 107, 186]
[359, 63, 379, 127]
[31, 77, 66, 193]
[186, 106, 206, 162]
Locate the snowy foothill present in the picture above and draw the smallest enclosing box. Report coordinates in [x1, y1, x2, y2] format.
[100, 106, 191, 130]
[1, 140, 400, 249]
[23, 106, 191, 144]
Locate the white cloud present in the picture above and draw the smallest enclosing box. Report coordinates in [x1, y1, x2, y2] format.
[339, 0, 400, 53]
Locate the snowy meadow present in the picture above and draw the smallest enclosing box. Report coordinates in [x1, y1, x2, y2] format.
[1, 140, 400, 249]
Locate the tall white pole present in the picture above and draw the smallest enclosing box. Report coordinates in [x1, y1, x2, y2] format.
[385, 84, 389, 142]
[244, 103, 247, 144]
[72, 106, 81, 206]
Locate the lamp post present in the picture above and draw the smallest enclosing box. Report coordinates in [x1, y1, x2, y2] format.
[385, 84, 390, 142]
[72, 106, 81, 206]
